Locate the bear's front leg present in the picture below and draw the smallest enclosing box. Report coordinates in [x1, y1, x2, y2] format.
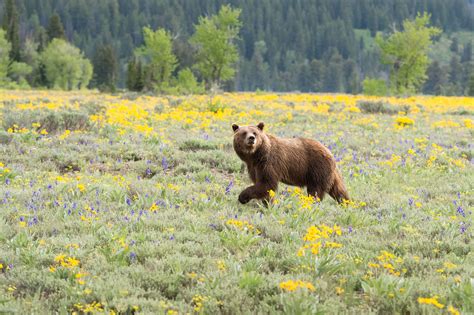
[238, 183, 277, 204]
[238, 186, 255, 204]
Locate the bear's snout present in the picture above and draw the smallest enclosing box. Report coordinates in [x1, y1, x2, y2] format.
[247, 135, 256, 144]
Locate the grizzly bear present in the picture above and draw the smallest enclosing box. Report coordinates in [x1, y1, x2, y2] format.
[232, 122, 349, 204]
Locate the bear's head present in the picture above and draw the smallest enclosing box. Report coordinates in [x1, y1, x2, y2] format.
[232, 122, 267, 157]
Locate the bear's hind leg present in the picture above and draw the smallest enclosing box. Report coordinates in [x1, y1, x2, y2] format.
[307, 186, 325, 201]
[328, 172, 349, 204]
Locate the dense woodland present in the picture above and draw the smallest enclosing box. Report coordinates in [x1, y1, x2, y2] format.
[1, 0, 473, 94]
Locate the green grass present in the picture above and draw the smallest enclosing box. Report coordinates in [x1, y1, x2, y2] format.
[0, 92, 473, 314]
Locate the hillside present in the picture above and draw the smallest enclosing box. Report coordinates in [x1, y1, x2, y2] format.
[1, 0, 473, 93]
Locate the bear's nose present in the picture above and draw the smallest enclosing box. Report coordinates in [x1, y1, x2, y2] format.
[248, 135, 255, 143]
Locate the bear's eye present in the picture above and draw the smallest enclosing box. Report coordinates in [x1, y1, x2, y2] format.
[253, 132, 257, 136]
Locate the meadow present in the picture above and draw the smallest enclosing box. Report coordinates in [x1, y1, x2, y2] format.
[0, 90, 472, 314]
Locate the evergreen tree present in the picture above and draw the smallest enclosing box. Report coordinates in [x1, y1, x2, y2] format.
[324, 50, 344, 92]
[47, 13, 66, 41]
[450, 37, 459, 53]
[310, 59, 325, 92]
[249, 41, 270, 90]
[92, 44, 118, 92]
[135, 60, 144, 91]
[126, 58, 144, 92]
[461, 42, 472, 63]
[423, 61, 446, 95]
[0, 29, 11, 84]
[468, 73, 474, 96]
[2, 0, 20, 62]
[126, 59, 138, 91]
[449, 56, 462, 85]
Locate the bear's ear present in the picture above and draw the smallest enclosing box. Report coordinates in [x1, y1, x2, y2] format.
[232, 124, 239, 132]
[257, 122, 265, 131]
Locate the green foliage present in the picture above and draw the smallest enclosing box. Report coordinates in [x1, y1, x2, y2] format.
[171, 68, 204, 95]
[376, 13, 441, 95]
[191, 5, 242, 88]
[9, 62, 32, 86]
[362, 78, 389, 96]
[136, 27, 177, 92]
[41, 39, 93, 90]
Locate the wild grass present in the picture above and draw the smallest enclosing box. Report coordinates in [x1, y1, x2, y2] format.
[0, 90, 472, 314]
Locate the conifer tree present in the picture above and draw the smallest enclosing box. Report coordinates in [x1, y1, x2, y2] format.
[47, 14, 66, 41]
[2, 0, 20, 62]
[93, 44, 118, 92]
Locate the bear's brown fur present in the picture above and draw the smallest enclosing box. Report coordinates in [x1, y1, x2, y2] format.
[232, 122, 349, 204]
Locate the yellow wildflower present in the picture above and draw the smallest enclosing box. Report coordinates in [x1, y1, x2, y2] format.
[279, 280, 315, 292]
[418, 296, 444, 309]
[448, 305, 460, 315]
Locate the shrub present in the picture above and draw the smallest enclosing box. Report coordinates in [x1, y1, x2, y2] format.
[357, 101, 401, 115]
[1, 108, 91, 133]
[362, 78, 389, 96]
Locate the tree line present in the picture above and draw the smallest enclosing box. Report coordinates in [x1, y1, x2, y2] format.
[0, 0, 473, 95]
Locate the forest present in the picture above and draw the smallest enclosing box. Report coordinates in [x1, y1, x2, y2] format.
[0, 0, 473, 94]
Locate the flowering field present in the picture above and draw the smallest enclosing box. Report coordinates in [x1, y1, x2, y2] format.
[0, 90, 473, 314]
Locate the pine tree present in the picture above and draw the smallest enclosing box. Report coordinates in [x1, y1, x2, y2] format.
[468, 73, 474, 96]
[450, 37, 459, 53]
[47, 14, 66, 41]
[135, 60, 144, 91]
[2, 0, 21, 62]
[126, 59, 138, 91]
[449, 56, 462, 85]
[93, 44, 118, 92]
[0, 29, 11, 84]
[423, 61, 446, 95]
[126, 58, 144, 92]
[461, 42, 472, 63]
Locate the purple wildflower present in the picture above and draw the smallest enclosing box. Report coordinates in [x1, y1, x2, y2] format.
[162, 157, 168, 171]
[457, 206, 466, 217]
[145, 167, 152, 176]
[225, 180, 234, 195]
